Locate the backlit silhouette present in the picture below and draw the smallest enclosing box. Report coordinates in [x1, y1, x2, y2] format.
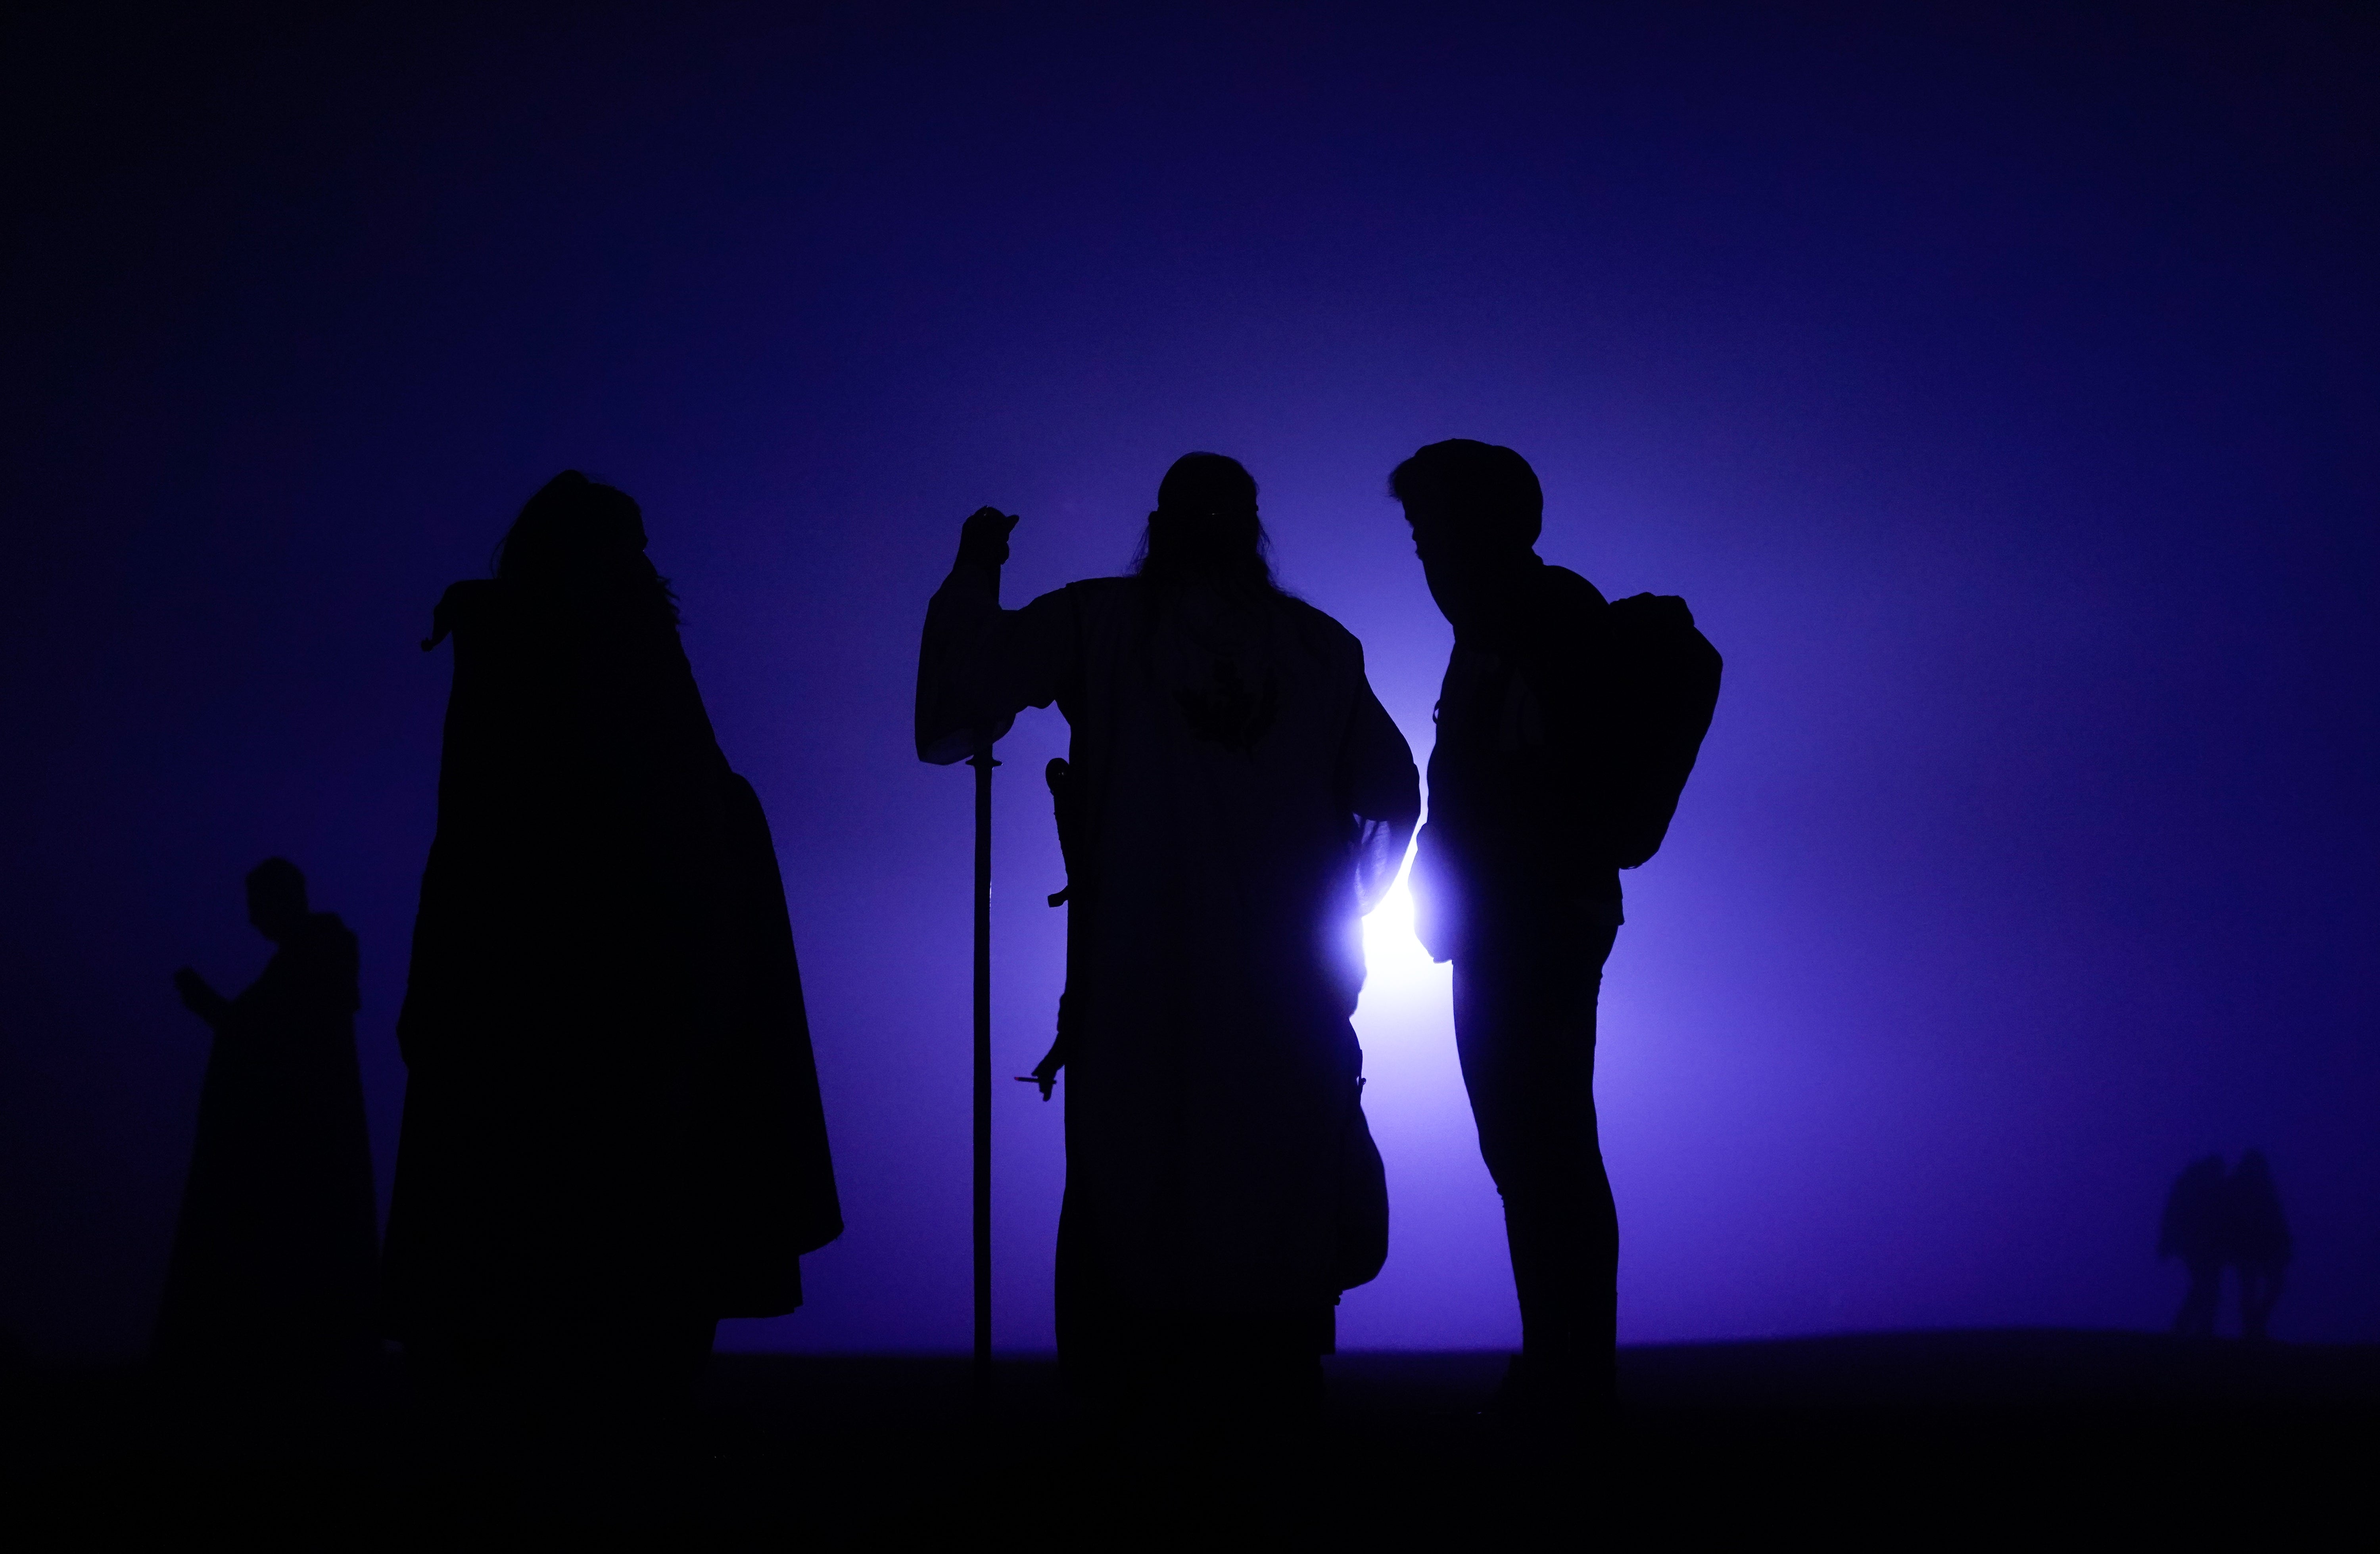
[2158, 1153, 2228, 1337]
[2228, 1149, 2291, 1342]
[917, 453, 1419, 1420]
[1394, 439, 1720, 1431]
[2158, 1150, 2293, 1340]
[383, 472, 840, 1495]
[156, 858, 378, 1404]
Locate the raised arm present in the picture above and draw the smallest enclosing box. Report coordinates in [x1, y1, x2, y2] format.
[915, 507, 1079, 765]
[173, 967, 232, 1031]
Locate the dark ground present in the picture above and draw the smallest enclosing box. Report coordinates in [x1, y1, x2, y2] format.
[6, 1330, 2374, 1546]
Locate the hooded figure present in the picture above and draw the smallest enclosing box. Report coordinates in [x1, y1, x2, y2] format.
[917, 455, 1418, 1413]
[159, 859, 378, 1399]
[383, 473, 838, 1419]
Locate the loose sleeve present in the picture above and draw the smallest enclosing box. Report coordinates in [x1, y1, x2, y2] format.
[914, 564, 1081, 765]
[1337, 671, 1421, 915]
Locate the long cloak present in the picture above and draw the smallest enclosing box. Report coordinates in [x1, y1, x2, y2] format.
[383, 578, 839, 1337]
[153, 913, 378, 1383]
[918, 565, 1418, 1314]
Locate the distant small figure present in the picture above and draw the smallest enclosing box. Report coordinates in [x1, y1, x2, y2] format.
[2157, 1153, 2228, 1337]
[2227, 1149, 2291, 1342]
[155, 858, 378, 1402]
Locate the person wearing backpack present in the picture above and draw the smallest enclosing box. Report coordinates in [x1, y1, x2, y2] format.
[1392, 439, 1720, 1430]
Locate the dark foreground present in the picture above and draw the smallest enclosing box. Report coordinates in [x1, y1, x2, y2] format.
[8, 1330, 2375, 1545]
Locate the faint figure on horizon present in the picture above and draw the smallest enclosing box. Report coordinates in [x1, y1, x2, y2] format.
[1393, 439, 1720, 1433]
[157, 858, 378, 1406]
[917, 453, 1419, 1425]
[2158, 1153, 2228, 1337]
[2157, 1150, 2293, 1340]
[383, 472, 840, 1501]
[2227, 1149, 2291, 1342]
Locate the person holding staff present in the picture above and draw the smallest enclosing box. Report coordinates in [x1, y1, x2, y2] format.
[917, 453, 1418, 1421]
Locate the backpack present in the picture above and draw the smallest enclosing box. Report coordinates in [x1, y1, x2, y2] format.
[1602, 592, 1722, 869]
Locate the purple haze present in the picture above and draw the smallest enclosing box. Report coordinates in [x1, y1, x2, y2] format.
[3, 4, 2375, 1360]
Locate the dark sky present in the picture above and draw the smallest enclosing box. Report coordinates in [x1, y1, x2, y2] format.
[4, 2, 2374, 1360]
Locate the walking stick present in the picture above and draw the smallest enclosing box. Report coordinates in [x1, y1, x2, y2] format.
[969, 744, 997, 1404]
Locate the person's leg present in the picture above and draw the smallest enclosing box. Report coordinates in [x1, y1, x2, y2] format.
[2175, 1260, 2219, 1336]
[2239, 1265, 2281, 1342]
[1452, 921, 1620, 1410]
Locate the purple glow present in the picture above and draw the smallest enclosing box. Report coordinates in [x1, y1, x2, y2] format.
[2, 5, 2374, 1361]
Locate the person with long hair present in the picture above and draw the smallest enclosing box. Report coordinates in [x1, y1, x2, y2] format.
[384, 472, 839, 1496]
[917, 453, 1419, 1421]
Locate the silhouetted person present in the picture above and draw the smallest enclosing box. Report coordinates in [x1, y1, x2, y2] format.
[2226, 1150, 2291, 1341]
[917, 454, 1419, 1423]
[383, 472, 840, 1501]
[1393, 440, 1720, 1429]
[2158, 1153, 2228, 1337]
[156, 858, 378, 1407]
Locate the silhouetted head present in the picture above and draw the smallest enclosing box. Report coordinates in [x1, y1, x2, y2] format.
[1390, 440, 1544, 633]
[494, 471, 678, 621]
[2236, 1149, 2271, 1186]
[246, 858, 309, 943]
[1390, 439, 1543, 557]
[1133, 453, 1276, 595]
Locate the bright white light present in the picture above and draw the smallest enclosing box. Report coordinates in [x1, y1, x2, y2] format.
[1359, 859, 1442, 999]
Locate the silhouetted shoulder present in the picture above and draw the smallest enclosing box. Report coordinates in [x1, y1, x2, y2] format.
[421, 577, 512, 652]
[433, 577, 503, 625]
[1273, 594, 1369, 669]
[1057, 575, 1138, 606]
[1539, 564, 1611, 615]
[304, 911, 360, 968]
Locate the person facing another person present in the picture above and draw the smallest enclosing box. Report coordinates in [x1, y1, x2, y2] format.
[1393, 439, 1720, 1430]
[916, 453, 1420, 1422]
[383, 472, 840, 1491]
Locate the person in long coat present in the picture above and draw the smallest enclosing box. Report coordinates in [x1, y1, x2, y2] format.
[917, 453, 1419, 1414]
[384, 472, 839, 1452]
[159, 858, 378, 1401]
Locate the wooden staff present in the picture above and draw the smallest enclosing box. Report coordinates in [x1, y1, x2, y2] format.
[969, 745, 996, 1402]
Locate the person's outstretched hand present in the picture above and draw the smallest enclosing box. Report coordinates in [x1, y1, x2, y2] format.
[958, 506, 1020, 571]
[173, 967, 228, 1028]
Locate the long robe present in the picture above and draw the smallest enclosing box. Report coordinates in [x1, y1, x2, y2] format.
[918, 564, 1419, 1314]
[153, 913, 378, 1384]
[384, 577, 839, 1339]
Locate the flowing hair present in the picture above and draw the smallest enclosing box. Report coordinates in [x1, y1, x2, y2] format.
[1130, 452, 1281, 602]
